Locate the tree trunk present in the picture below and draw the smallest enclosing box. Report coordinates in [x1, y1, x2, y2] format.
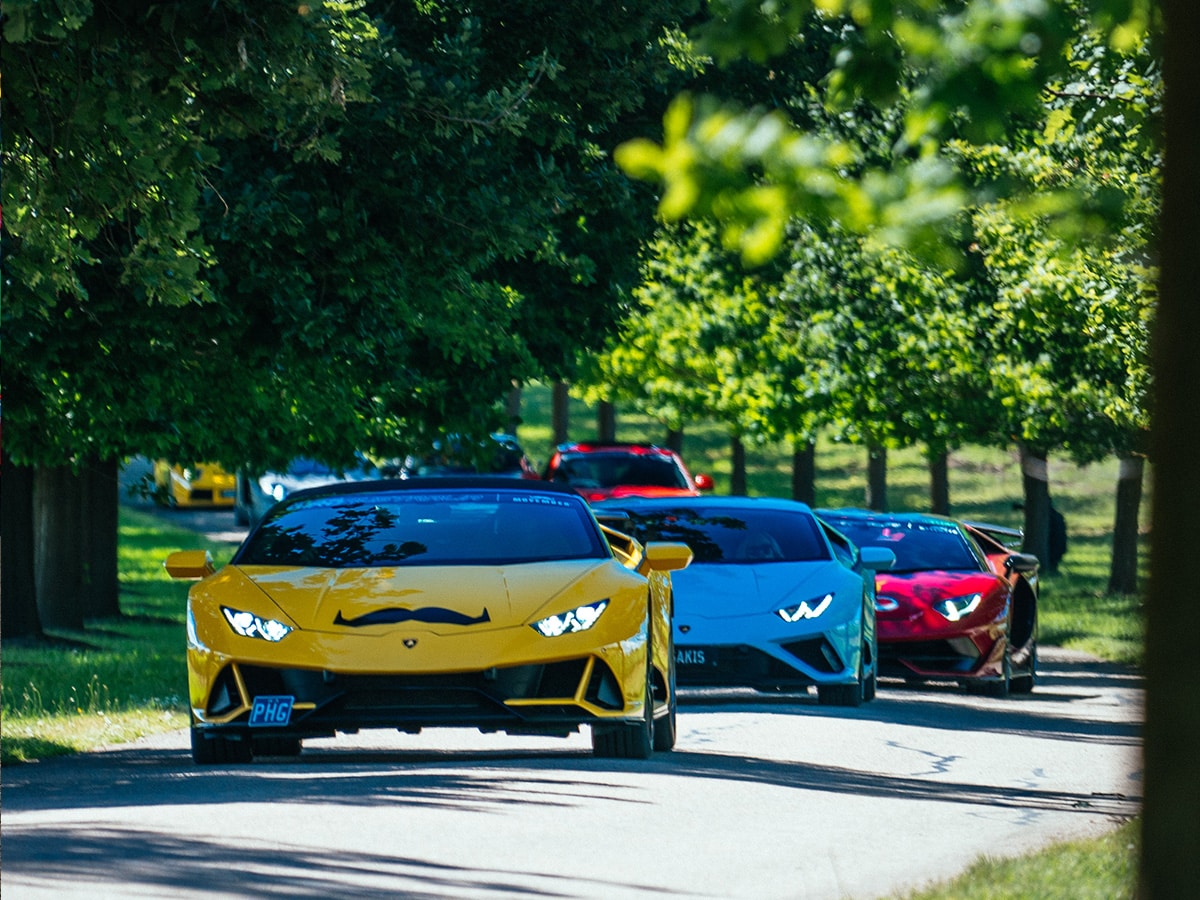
[34, 466, 86, 630]
[1143, 3, 1200, 889]
[596, 400, 617, 442]
[730, 435, 747, 496]
[791, 440, 816, 506]
[80, 458, 121, 619]
[505, 383, 522, 435]
[664, 427, 684, 453]
[928, 447, 950, 515]
[865, 443, 888, 511]
[1, 463, 43, 640]
[551, 380, 570, 445]
[1019, 445, 1052, 571]
[1107, 454, 1144, 595]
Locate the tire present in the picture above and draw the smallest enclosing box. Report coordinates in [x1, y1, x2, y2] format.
[861, 637, 877, 702]
[817, 648, 865, 707]
[863, 669, 877, 702]
[1010, 642, 1037, 695]
[967, 644, 1012, 698]
[253, 735, 303, 757]
[593, 652, 655, 760]
[817, 682, 863, 707]
[653, 640, 677, 752]
[191, 728, 253, 765]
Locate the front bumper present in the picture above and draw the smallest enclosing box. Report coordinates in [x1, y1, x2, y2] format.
[190, 652, 641, 740]
[674, 623, 864, 692]
[877, 635, 1005, 680]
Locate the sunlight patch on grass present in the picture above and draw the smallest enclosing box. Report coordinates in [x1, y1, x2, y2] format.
[3, 708, 189, 763]
[897, 818, 1139, 899]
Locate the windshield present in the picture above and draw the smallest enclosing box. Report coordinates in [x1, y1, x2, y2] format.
[828, 520, 984, 573]
[619, 507, 830, 564]
[237, 490, 608, 568]
[553, 453, 688, 489]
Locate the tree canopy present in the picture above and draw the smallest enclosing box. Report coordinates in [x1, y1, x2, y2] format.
[3, 0, 701, 473]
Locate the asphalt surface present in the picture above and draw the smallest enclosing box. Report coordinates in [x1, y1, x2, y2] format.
[2, 650, 1142, 899]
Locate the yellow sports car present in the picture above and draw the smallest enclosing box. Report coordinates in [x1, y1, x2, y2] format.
[166, 477, 692, 764]
[154, 460, 237, 508]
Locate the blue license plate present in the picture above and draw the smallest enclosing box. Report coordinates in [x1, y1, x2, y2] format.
[249, 695, 294, 727]
[676, 647, 716, 667]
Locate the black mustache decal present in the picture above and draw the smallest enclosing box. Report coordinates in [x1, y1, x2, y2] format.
[335, 606, 491, 628]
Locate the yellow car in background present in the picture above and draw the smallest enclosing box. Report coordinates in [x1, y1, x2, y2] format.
[165, 477, 692, 764]
[154, 460, 237, 508]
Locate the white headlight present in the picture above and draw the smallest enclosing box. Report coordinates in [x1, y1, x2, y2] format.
[777, 593, 833, 623]
[933, 593, 982, 622]
[532, 600, 609, 637]
[222, 606, 293, 642]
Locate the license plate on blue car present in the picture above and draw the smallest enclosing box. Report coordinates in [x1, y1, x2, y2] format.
[676, 647, 717, 667]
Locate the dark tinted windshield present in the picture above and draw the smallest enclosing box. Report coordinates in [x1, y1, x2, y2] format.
[553, 453, 688, 489]
[620, 507, 830, 564]
[237, 490, 607, 568]
[828, 520, 983, 573]
[401, 434, 529, 477]
[285, 457, 376, 478]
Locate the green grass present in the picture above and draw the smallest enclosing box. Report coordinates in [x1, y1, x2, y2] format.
[2, 386, 1144, 896]
[1, 507, 236, 763]
[897, 818, 1140, 900]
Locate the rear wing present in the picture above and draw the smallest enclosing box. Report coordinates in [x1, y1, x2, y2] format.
[599, 522, 640, 568]
[963, 520, 1024, 553]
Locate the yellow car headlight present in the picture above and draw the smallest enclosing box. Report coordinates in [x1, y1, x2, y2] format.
[222, 606, 294, 642]
[532, 600, 609, 637]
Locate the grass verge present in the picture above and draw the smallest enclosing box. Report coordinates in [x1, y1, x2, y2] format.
[898, 818, 1140, 900]
[1, 506, 236, 764]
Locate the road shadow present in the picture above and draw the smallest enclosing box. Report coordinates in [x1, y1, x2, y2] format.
[3, 708, 1140, 825]
[0, 822, 683, 900]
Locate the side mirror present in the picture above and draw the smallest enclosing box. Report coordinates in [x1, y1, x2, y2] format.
[859, 547, 896, 571]
[693, 473, 715, 492]
[642, 541, 693, 573]
[1006, 553, 1040, 575]
[164, 550, 215, 579]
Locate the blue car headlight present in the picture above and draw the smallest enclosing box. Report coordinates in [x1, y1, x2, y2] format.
[222, 606, 294, 642]
[532, 600, 609, 637]
[932, 592, 982, 622]
[777, 593, 833, 623]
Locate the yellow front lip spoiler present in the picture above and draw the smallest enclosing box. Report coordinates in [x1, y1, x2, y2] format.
[192, 653, 645, 727]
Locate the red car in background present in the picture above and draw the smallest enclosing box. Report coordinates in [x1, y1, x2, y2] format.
[817, 509, 1039, 697]
[543, 442, 714, 503]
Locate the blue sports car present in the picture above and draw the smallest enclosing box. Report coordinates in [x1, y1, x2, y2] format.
[594, 496, 895, 706]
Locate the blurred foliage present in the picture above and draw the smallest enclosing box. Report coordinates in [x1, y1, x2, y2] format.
[611, 2, 1157, 477]
[2, 0, 703, 474]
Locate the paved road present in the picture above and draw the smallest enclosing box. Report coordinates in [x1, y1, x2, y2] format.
[1, 649, 1142, 900]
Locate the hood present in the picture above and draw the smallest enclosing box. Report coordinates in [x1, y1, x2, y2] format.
[672, 560, 850, 620]
[232, 560, 605, 633]
[875, 570, 999, 608]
